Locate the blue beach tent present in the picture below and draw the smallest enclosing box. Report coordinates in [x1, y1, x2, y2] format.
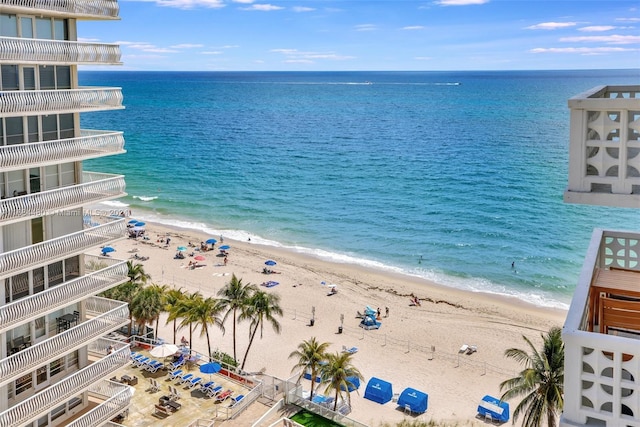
[397, 387, 428, 414]
[477, 395, 510, 423]
[340, 375, 361, 392]
[364, 377, 393, 404]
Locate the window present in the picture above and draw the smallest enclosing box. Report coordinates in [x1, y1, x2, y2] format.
[27, 116, 38, 142]
[42, 115, 58, 141]
[19, 17, 33, 38]
[45, 165, 59, 190]
[33, 267, 45, 293]
[1, 64, 19, 90]
[7, 169, 25, 194]
[53, 19, 67, 41]
[31, 217, 43, 244]
[48, 261, 63, 286]
[35, 17, 52, 40]
[50, 357, 64, 376]
[60, 162, 75, 186]
[29, 167, 41, 193]
[39, 65, 55, 90]
[5, 116, 23, 145]
[22, 66, 35, 90]
[59, 113, 74, 138]
[0, 14, 18, 37]
[15, 373, 32, 396]
[57, 66, 71, 89]
[10, 272, 29, 301]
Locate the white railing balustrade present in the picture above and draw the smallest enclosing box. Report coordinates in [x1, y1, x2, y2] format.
[0, 259, 128, 334]
[0, 129, 125, 170]
[0, 172, 125, 224]
[0, 297, 128, 388]
[0, 87, 124, 117]
[66, 381, 133, 427]
[0, 0, 119, 18]
[0, 37, 121, 64]
[0, 346, 130, 427]
[0, 218, 126, 279]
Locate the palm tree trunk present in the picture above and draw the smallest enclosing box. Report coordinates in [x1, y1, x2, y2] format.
[232, 308, 237, 362]
[189, 323, 193, 348]
[155, 317, 159, 340]
[173, 319, 177, 344]
[309, 368, 316, 400]
[205, 324, 212, 359]
[240, 322, 259, 370]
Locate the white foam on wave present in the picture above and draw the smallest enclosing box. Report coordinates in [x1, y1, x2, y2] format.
[95, 200, 130, 208]
[133, 195, 158, 202]
[125, 209, 570, 310]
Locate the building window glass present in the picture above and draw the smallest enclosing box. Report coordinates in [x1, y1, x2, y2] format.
[39, 65, 55, 90]
[35, 17, 52, 39]
[19, 16, 33, 38]
[48, 261, 64, 287]
[0, 14, 18, 37]
[42, 115, 58, 141]
[29, 167, 41, 193]
[56, 66, 71, 89]
[45, 165, 59, 190]
[15, 373, 32, 396]
[22, 66, 36, 90]
[53, 19, 67, 41]
[5, 117, 23, 145]
[33, 267, 45, 293]
[60, 162, 75, 186]
[50, 357, 64, 376]
[1, 64, 19, 90]
[27, 116, 38, 143]
[59, 113, 74, 139]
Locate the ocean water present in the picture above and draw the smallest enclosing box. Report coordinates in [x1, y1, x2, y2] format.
[80, 70, 640, 310]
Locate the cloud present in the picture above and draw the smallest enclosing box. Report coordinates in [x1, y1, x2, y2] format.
[434, 0, 489, 5]
[231, 0, 253, 3]
[560, 34, 640, 44]
[402, 26, 426, 31]
[170, 43, 204, 48]
[525, 22, 577, 30]
[270, 48, 354, 62]
[117, 40, 178, 53]
[530, 47, 634, 55]
[128, 0, 225, 9]
[240, 3, 284, 11]
[354, 24, 376, 32]
[284, 59, 314, 64]
[578, 26, 616, 32]
[292, 6, 315, 12]
[201, 51, 223, 55]
[616, 17, 640, 22]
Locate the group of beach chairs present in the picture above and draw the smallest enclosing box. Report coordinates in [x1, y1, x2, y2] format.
[167, 370, 244, 406]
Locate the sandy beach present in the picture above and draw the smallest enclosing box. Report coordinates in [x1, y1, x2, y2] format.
[107, 219, 566, 426]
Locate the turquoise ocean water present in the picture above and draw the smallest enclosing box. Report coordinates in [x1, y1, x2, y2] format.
[81, 69, 640, 310]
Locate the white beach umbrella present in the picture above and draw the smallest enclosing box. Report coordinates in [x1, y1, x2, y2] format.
[150, 343, 179, 358]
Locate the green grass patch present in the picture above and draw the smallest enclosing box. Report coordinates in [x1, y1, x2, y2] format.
[290, 409, 344, 427]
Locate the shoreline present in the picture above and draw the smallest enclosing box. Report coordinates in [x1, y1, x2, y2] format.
[105, 217, 567, 424]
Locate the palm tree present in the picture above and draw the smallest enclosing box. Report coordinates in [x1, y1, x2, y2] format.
[190, 296, 225, 358]
[217, 274, 257, 362]
[149, 283, 168, 338]
[500, 326, 564, 427]
[320, 351, 363, 412]
[239, 290, 283, 370]
[130, 284, 164, 340]
[176, 291, 203, 347]
[289, 337, 331, 400]
[126, 260, 150, 285]
[165, 287, 185, 344]
[109, 280, 142, 336]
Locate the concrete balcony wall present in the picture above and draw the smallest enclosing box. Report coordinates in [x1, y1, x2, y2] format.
[0, 172, 126, 225]
[565, 85, 640, 209]
[0, 344, 130, 427]
[562, 229, 640, 427]
[0, 0, 119, 20]
[0, 257, 128, 334]
[0, 297, 129, 388]
[0, 87, 124, 117]
[0, 218, 126, 279]
[0, 37, 121, 65]
[0, 130, 125, 172]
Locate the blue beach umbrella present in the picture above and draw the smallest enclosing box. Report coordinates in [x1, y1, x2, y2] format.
[265, 260, 277, 266]
[134, 221, 146, 227]
[177, 246, 187, 252]
[219, 245, 230, 251]
[205, 238, 217, 245]
[127, 219, 138, 224]
[101, 246, 115, 255]
[200, 362, 222, 380]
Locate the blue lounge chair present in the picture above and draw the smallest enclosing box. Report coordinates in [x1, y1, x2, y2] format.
[187, 376, 202, 389]
[169, 355, 185, 370]
[169, 369, 183, 381]
[134, 356, 149, 368]
[229, 394, 245, 408]
[176, 373, 193, 385]
[206, 386, 223, 398]
[146, 360, 164, 373]
[199, 381, 215, 393]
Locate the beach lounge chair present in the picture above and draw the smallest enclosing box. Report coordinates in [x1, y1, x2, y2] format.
[459, 344, 469, 354]
[199, 381, 215, 393]
[214, 389, 233, 403]
[134, 356, 150, 368]
[228, 394, 245, 408]
[169, 355, 185, 370]
[206, 385, 223, 398]
[146, 360, 164, 373]
[186, 376, 203, 389]
[148, 378, 160, 393]
[169, 386, 181, 401]
[342, 346, 358, 354]
[466, 345, 477, 355]
[168, 369, 183, 381]
[175, 373, 193, 385]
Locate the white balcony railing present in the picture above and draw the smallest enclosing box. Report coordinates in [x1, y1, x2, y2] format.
[0, 37, 121, 65]
[0, 129, 125, 171]
[0, 297, 128, 388]
[565, 85, 640, 209]
[562, 228, 640, 427]
[0, 344, 130, 427]
[0, 257, 128, 334]
[0, 87, 124, 118]
[0, 172, 125, 225]
[0, 218, 126, 280]
[0, 0, 119, 19]
[66, 381, 133, 427]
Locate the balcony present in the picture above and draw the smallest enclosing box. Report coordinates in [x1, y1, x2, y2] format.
[0, 129, 125, 172]
[564, 85, 640, 209]
[0, 0, 119, 20]
[0, 343, 130, 427]
[0, 87, 124, 118]
[561, 229, 640, 426]
[0, 37, 121, 65]
[65, 381, 133, 427]
[0, 171, 126, 225]
[0, 256, 128, 334]
[0, 218, 126, 280]
[0, 297, 129, 388]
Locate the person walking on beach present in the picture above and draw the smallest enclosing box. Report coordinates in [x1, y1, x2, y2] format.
[224, 256, 228, 266]
[385, 307, 389, 318]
